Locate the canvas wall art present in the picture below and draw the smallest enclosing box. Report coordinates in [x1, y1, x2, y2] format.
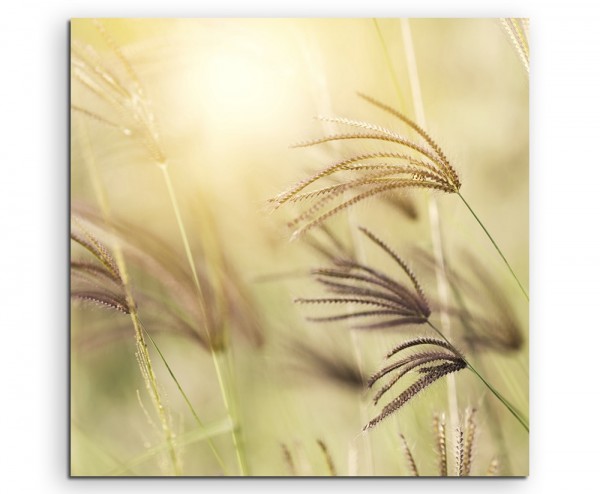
[70, 18, 529, 477]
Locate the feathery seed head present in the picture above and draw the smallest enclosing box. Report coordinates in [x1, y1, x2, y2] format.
[271, 94, 460, 237]
[399, 410, 489, 476]
[296, 227, 431, 331]
[70, 216, 130, 314]
[294, 226, 467, 428]
[71, 21, 166, 165]
[399, 433, 419, 476]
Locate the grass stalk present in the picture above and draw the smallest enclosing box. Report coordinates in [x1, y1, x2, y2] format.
[77, 118, 181, 475]
[397, 17, 462, 441]
[75, 34, 247, 472]
[72, 421, 131, 474]
[141, 324, 229, 474]
[347, 220, 374, 475]
[457, 192, 529, 301]
[158, 163, 248, 475]
[128, 310, 182, 474]
[299, 34, 374, 474]
[109, 417, 234, 476]
[219, 348, 249, 475]
[373, 19, 406, 109]
[465, 362, 529, 432]
[426, 321, 529, 433]
[372, 17, 460, 453]
[376, 19, 528, 438]
[447, 283, 514, 474]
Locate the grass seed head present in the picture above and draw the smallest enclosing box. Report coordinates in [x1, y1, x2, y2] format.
[272, 94, 461, 237]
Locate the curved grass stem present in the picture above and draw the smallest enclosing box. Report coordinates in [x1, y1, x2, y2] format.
[141, 324, 229, 474]
[464, 362, 529, 432]
[128, 309, 182, 474]
[426, 321, 529, 433]
[447, 281, 514, 474]
[457, 192, 529, 301]
[77, 118, 180, 475]
[373, 19, 405, 108]
[397, 17, 460, 438]
[159, 163, 248, 475]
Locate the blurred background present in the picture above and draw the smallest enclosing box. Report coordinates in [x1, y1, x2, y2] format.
[70, 18, 528, 476]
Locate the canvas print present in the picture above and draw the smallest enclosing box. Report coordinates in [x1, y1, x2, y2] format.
[70, 18, 529, 476]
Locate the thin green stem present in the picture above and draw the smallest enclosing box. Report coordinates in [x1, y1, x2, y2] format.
[159, 165, 205, 304]
[447, 280, 514, 474]
[108, 417, 233, 476]
[141, 324, 229, 474]
[158, 163, 248, 475]
[396, 17, 461, 438]
[77, 118, 180, 475]
[129, 309, 182, 474]
[72, 421, 131, 474]
[373, 19, 405, 109]
[426, 321, 529, 433]
[465, 363, 529, 432]
[457, 192, 529, 301]
[218, 349, 249, 475]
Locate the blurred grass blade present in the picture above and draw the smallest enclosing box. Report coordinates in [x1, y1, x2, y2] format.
[108, 418, 234, 476]
[141, 324, 229, 473]
[457, 192, 529, 301]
